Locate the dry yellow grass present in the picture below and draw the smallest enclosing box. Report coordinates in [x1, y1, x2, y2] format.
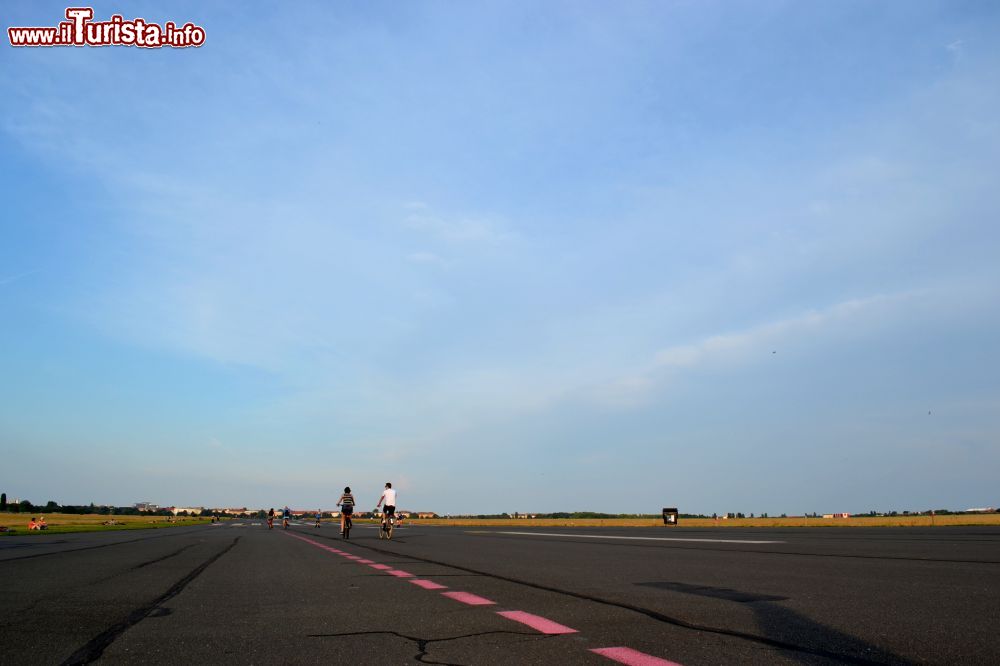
[5, 513, 997, 533]
[409, 514, 1000, 528]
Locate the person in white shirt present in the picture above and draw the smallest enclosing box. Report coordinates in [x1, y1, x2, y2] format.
[376, 482, 397, 529]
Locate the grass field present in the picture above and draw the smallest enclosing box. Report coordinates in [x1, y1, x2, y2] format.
[411, 514, 1000, 528]
[0, 512, 212, 535]
[3, 512, 998, 535]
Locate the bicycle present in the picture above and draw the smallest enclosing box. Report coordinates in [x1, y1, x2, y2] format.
[342, 513, 352, 539]
[283, 517, 289, 530]
[378, 509, 394, 540]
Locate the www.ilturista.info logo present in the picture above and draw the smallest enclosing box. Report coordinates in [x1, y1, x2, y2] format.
[8, 7, 205, 48]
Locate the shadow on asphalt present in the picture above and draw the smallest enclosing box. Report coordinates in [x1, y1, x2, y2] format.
[643, 580, 915, 665]
[749, 601, 917, 665]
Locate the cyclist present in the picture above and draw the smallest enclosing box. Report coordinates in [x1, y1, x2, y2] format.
[314, 510, 322, 528]
[267, 507, 275, 530]
[282, 506, 291, 529]
[375, 482, 396, 534]
[337, 487, 355, 538]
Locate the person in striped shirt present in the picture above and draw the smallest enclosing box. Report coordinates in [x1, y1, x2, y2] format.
[337, 487, 355, 537]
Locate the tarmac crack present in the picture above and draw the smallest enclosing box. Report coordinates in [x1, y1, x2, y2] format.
[59, 536, 241, 665]
[0, 542, 199, 626]
[0, 526, 210, 562]
[306, 531, 908, 665]
[130, 542, 197, 570]
[306, 629, 546, 665]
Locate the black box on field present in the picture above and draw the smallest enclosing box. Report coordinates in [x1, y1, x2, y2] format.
[662, 508, 679, 525]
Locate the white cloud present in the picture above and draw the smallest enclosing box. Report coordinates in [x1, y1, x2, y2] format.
[653, 292, 912, 370]
[582, 289, 930, 409]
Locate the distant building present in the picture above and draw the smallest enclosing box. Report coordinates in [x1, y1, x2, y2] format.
[416, 512, 438, 519]
[134, 502, 158, 512]
[822, 513, 850, 518]
[172, 507, 204, 515]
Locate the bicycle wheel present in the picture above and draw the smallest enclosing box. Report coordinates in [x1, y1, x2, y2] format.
[344, 517, 351, 539]
[386, 517, 394, 540]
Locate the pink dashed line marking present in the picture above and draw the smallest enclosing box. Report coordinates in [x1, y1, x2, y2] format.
[441, 591, 495, 606]
[285, 531, 677, 666]
[286, 533, 318, 546]
[591, 647, 683, 666]
[497, 610, 577, 634]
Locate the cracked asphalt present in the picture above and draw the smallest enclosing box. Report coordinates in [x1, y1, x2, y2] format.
[1, 523, 998, 664]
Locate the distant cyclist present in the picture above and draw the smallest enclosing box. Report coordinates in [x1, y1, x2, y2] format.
[267, 507, 275, 530]
[282, 506, 291, 529]
[337, 487, 355, 538]
[376, 482, 396, 532]
[314, 510, 322, 528]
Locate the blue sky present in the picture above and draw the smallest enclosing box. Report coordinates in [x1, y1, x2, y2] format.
[2, 1, 998, 514]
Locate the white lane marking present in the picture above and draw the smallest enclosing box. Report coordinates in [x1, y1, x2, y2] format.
[490, 531, 784, 544]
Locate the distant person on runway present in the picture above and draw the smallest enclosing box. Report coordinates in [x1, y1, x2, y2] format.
[314, 510, 322, 528]
[267, 508, 275, 529]
[282, 506, 291, 529]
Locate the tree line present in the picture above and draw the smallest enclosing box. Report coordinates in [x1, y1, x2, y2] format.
[0, 495, 177, 516]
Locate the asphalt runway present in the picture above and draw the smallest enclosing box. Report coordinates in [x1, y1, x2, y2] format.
[1, 523, 998, 665]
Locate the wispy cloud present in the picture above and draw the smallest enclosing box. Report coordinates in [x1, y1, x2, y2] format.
[585, 290, 927, 409]
[0, 269, 39, 286]
[653, 292, 915, 370]
[407, 251, 446, 266]
[403, 206, 513, 244]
